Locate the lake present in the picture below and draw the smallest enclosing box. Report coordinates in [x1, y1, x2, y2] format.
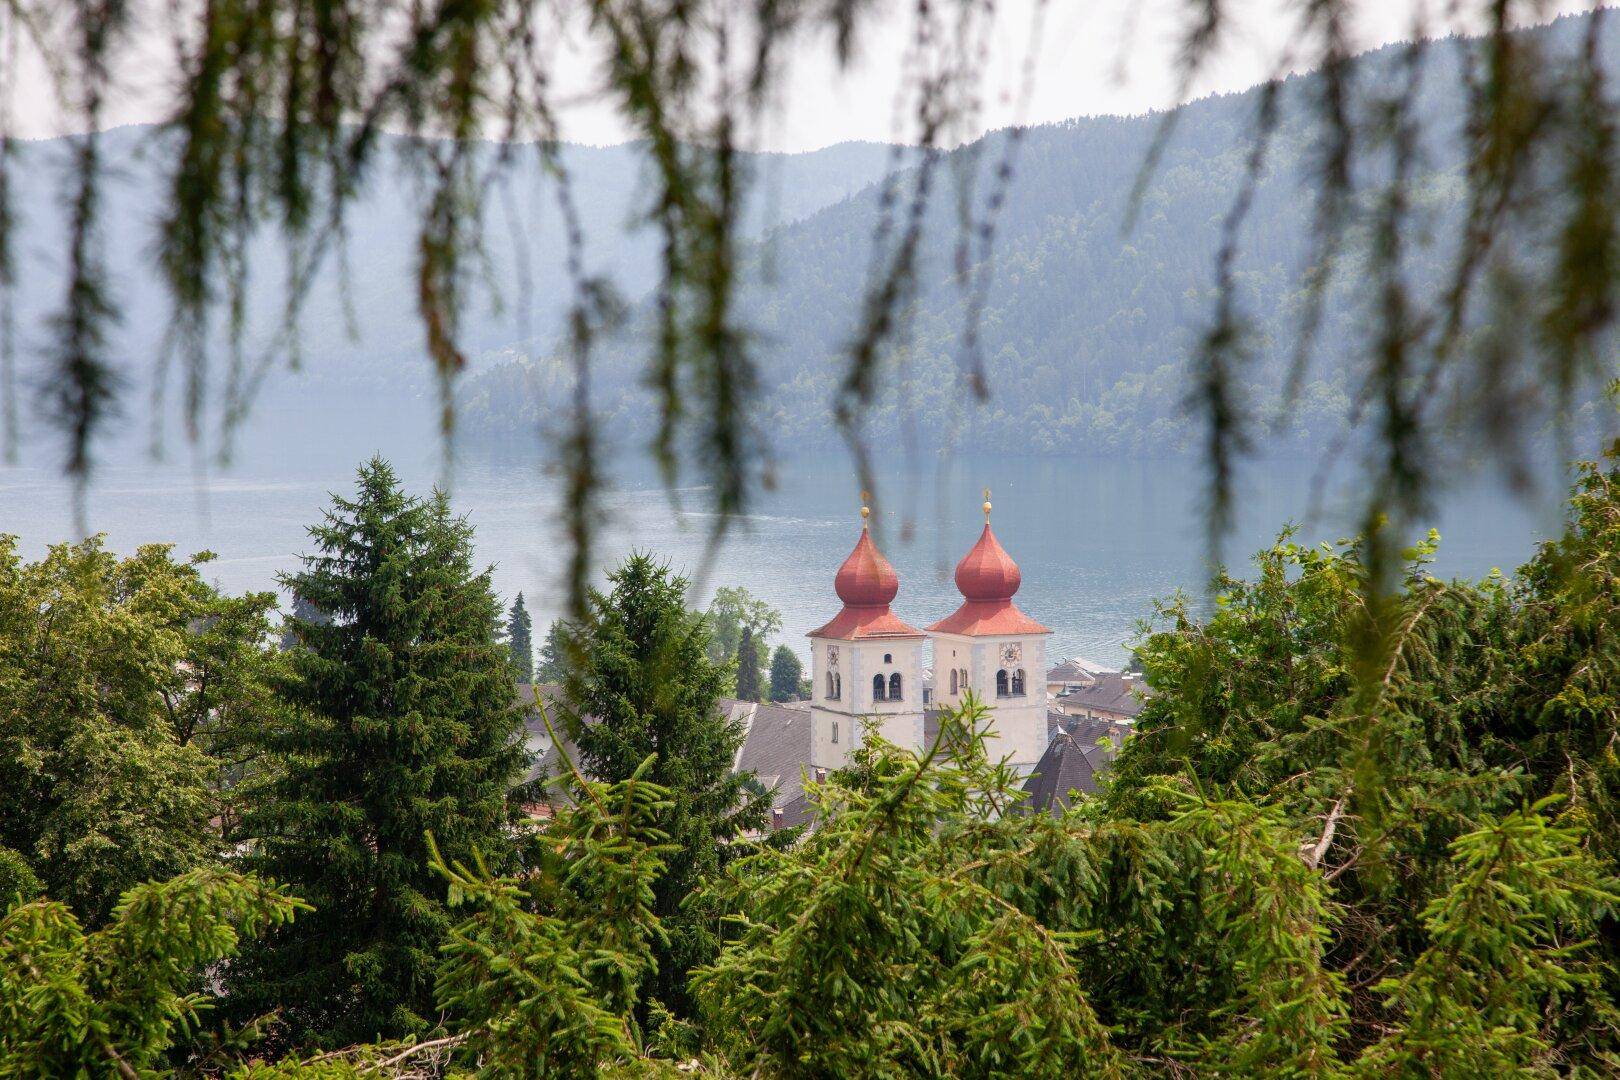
[0, 405, 1570, 668]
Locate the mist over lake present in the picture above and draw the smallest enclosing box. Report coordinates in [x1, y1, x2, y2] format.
[1, 397, 1567, 670]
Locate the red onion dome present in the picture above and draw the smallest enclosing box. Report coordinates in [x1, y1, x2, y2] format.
[954, 524, 1022, 602]
[834, 527, 900, 607]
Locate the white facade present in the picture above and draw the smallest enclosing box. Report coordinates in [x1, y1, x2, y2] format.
[931, 630, 1050, 773]
[809, 634, 927, 772]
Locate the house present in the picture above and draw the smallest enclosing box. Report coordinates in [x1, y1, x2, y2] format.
[1045, 656, 1114, 696]
[727, 698, 817, 831]
[1017, 711, 1132, 816]
[1049, 669, 1150, 724]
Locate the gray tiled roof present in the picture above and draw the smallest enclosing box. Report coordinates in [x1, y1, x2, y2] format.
[1018, 714, 1133, 816]
[1061, 712, 1134, 747]
[726, 698, 815, 811]
[1054, 672, 1151, 718]
[1017, 732, 1099, 816]
[1045, 657, 1115, 684]
[770, 790, 816, 831]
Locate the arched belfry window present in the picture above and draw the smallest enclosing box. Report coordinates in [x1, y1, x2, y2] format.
[960, 668, 969, 695]
[889, 672, 902, 700]
[996, 669, 1009, 698]
[873, 674, 887, 702]
[949, 669, 958, 695]
[826, 671, 835, 699]
[834, 674, 841, 699]
[1011, 669, 1026, 696]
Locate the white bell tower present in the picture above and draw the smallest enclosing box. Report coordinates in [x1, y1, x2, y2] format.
[927, 492, 1051, 774]
[808, 499, 927, 773]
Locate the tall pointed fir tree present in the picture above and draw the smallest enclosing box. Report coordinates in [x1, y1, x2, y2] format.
[734, 625, 762, 702]
[228, 457, 533, 1049]
[558, 553, 768, 1020]
[278, 591, 332, 651]
[535, 619, 569, 684]
[506, 593, 534, 683]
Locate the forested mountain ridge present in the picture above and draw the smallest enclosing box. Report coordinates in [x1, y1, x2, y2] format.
[6, 128, 899, 436]
[460, 12, 1619, 459]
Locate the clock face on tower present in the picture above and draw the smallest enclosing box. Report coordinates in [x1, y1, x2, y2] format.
[827, 645, 840, 669]
[1000, 643, 1022, 665]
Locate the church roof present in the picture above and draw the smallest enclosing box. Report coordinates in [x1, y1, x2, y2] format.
[809, 606, 927, 640]
[810, 523, 924, 640]
[928, 523, 1050, 637]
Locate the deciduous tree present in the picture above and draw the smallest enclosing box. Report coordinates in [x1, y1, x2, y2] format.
[704, 587, 781, 669]
[0, 537, 249, 924]
[768, 645, 802, 703]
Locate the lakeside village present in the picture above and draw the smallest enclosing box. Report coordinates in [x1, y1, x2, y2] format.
[526, 497, 1150, 826]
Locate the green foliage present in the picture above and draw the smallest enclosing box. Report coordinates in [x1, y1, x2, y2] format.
[733, 626, 762, 702]
[507, 593, 534, 683]
[558, 554, 768, 1018]
[10, 453, 1620, 1076]
[433, 757, 676, 1078]
[535, 619, 570, 684]
[0, 868, 304, 1077]
[1101, 442, 1620, 1072]
[1355, 798, 1620, 1076]
[0, 846, 40, 911]
[704, 586, 782, 671]
[228, 457, 534, 1048]
[230, 1063, 364, 1079]
[0, 535, 261, 924]
[1507, 448, 1620, 872]
[279, 593, 333, 652]
[696, 699, 1123, 1079]
[768, 645, 803, 703]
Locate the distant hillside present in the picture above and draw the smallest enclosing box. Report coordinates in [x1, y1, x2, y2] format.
[458, 12, 1619, 459]
[6, 128, 901, 441]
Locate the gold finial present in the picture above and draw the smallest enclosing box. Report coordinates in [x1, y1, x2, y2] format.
[983, 487, 992, 522]
[860, 490, 871, 527]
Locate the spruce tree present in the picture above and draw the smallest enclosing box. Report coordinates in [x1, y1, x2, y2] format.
[229, 457, 532, 1048]
[734, 626, 761, 701]
[278, 592, 331, 651]
[558, 553, 768, 1019]
[507, 592, 534, 682]
[768, 645, 803, 703]
[535, 619, 569, 683]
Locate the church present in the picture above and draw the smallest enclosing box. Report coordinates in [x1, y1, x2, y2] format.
[807, 494, 1055, 777]
[522, 493, 1142, 828]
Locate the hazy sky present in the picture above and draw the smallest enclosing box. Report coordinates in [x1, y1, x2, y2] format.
[10, 0, 1599, 152]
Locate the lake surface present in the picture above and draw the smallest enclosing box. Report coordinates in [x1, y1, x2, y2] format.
[0, 408, 1570, 668]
